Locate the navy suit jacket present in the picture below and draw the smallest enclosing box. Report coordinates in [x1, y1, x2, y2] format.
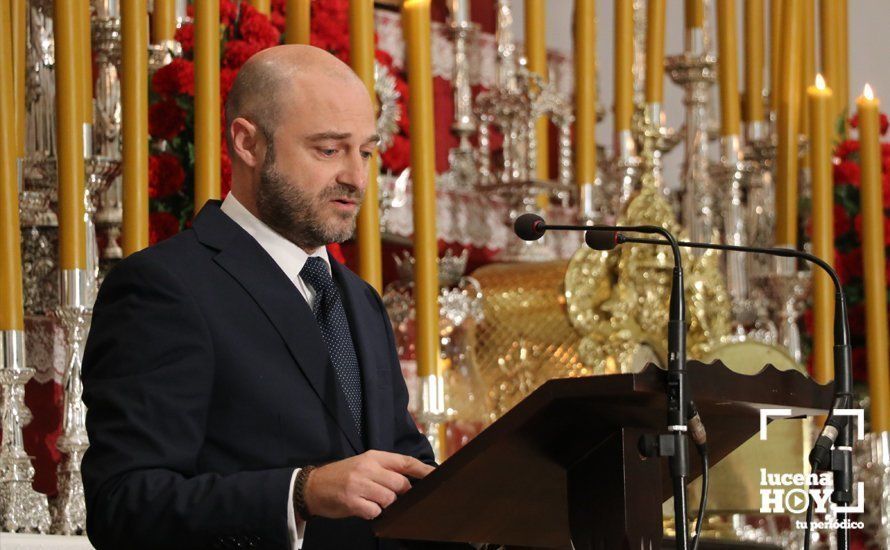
[81, 201, 435, 549]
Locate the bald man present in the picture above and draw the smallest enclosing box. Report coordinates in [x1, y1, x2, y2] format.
[81, 46, 439, 550]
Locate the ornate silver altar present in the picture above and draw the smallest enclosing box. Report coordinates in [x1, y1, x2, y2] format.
[473, 0, 575, 262]
[49, 270, 91, 535]
[0, 330, 51, 533]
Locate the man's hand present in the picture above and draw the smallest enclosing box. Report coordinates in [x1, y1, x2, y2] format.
[303, 450, 434, 521]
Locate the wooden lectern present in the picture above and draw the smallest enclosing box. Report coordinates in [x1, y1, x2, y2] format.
[374, 360, 832, 549]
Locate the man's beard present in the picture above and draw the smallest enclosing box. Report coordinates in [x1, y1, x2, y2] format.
[255, 147, 363, 251]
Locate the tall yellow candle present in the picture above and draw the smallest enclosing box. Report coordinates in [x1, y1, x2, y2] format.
[152, 0, 177, 43]
[350, 0, 382, 292]
[0, 2, 25, 330]
[250, 0, 271, 15]
[768, 0, 783, 113]
[774, 0, 803, 246]
[717, 0, 741, 137]
[837, 0, 849, 126]
[800, 0, 815, 147]
[194, 0, 220, 211]
[645, 0, 666, 104]
[686, 0, 704, 29]
[122, 0, 149, 256]
[744, 0, 765, 123]
[79, 0, 94, 126]
[11, 0, 26, 158]
[402, 0, 440, 379]
[614, 0, 634, 132]
[857, 84, 890, 432]
[286, 0, 311, 45]
[55, 0, 87, 269]
[808, 74, 834, 384]
[526, 0, 549, 180]
[575, 0, 597, 186]
[819, 0, 840, 127]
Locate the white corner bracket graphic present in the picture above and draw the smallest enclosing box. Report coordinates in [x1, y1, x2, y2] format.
[836, 482, 866, 514]
[759, 408, 793, 440]
[832, 409, 866, 441]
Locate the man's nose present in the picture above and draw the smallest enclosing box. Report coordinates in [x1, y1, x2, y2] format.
[341, 151, 368, 192]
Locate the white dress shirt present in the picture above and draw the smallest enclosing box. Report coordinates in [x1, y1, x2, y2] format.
[221, 192, 329, 550]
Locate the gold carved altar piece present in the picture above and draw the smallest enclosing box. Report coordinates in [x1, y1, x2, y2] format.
[471, 179, 733, 420]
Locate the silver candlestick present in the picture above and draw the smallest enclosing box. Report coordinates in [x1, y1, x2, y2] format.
[474, 0, 575, 261]
[444, 4, 478, 191]
[667, 45, 718, 245]
[50, 270, 92, 535]
[743, 120, 779, 343]
[84, 157, 121, 300]
[641, 102, 681, 206]
[609, 129, 642, 215]
[762, 256, 810, 364]
[711, 135, 757, 339]
[0, 330, 51, 533]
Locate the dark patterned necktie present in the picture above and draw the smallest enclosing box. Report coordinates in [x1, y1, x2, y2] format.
[300, 257, 364, 437]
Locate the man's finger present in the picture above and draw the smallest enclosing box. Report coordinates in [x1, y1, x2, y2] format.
[369, 467, 413, 495]
[368, 451, 435, 478]
[354, 498, 384, 521]
[359, 478, 398, 509]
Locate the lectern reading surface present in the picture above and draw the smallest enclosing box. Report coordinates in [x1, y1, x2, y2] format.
[374, 360, 831, 549]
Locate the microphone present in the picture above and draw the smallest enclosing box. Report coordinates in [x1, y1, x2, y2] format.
[514, 216, 693, 549]
[587, 228, 855, 548]
[584, 229, 619, 251]
[513, 213, 547, 241]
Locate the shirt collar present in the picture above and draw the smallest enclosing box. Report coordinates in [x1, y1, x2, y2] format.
[220, 192, 331, 282]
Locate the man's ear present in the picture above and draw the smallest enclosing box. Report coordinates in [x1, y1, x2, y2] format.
[230, 117, 263, 168]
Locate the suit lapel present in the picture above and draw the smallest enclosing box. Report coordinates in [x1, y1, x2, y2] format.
[330, 259, 386, 452]
[193, 202, 363, 454]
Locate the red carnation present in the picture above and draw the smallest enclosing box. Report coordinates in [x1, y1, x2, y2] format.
[238, 5, 280, 48]
[149, 211, 181, 245]
[220, 0, 238, 26]
[223, 39, 265, 69]
[833, 160, 861, 187]
[380, 134, 411, 173]
[835, 139, 860, 159]
[151, 58, 195, 97]
[310, 0, 350, 58]
[149, 153, 186, 198]
[849, 112, 890, 136]
[838, 248, 863, 282]
[270, 10, 286, 35]
[834, 204, 853, 237]
[149, 100, 187, 141]
[220, 67, 239, 105]
[375, 50, 394, 67]
[175, 24, 194, 55]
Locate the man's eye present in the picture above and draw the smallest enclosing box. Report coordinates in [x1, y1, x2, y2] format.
[319, 148, 338, 157]
[360, 150, 373, 160]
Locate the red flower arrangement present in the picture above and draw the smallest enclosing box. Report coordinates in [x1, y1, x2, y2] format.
[828, 112, 890, 382]
[149, 153, 186, 198]
[148, 0, 411, 254]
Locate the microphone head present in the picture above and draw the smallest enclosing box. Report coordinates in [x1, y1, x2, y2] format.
[514, 213, 546, 241]
[585, 229, 619, 251]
